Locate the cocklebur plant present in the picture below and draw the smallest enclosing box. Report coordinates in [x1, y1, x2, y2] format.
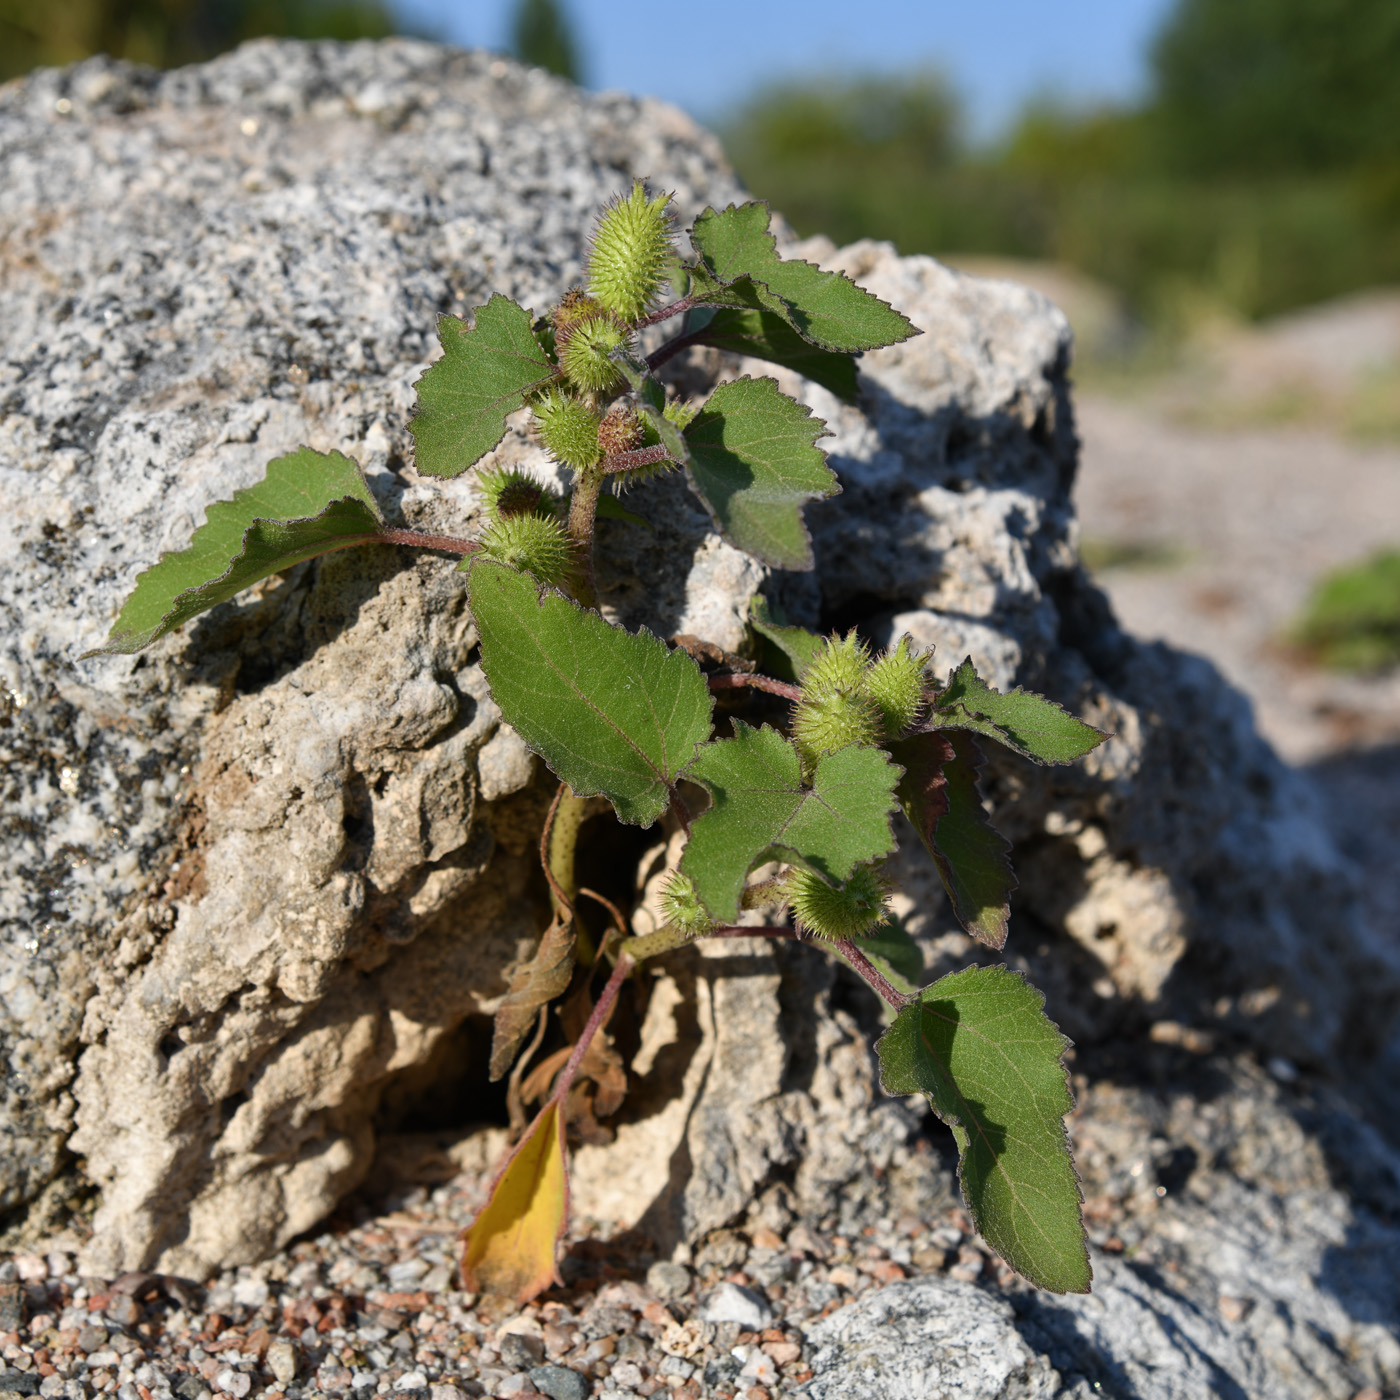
[88, 180, 1108, 1302]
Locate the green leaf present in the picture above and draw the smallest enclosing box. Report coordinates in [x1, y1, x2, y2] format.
[410, 295, 555, 479]
[748, 595, 825, 683]
[697, 307, 861, 404]
[89, 447, 383, 656]
[684, 376, 836, 571]
[680, 722, 900, 923]
[690, 202, 919, 353]
[612, 348, 689, 466]
[877, 965, 1089, 1293]
[889, 731, 1015, 949]
[468, 560, 712, 826]
[854, 917, 924, 991]
[927, 658, 1109, 766]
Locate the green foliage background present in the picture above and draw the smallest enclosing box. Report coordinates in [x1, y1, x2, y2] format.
[721, 0, 1400, 325]
[0, 0, 399, 79]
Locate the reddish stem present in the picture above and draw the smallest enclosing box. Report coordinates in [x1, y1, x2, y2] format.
[708, 672, 804, 702]
[668, 788, 693, 836]
[577, 886, 629, 938]
[836, 938, 913, 1010]
[376, 528, 480, 555]
[600, 443, 674, 476]
[634, 296, 700, 330]
[548, 953, 634, 1108]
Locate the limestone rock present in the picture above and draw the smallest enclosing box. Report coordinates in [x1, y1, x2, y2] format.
[0, 38, 747, 1271]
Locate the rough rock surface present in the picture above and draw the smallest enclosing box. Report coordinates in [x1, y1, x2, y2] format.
[2, 38, 1398, 1396]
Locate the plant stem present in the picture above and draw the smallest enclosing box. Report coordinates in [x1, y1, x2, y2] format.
[707, 672, 804, 702]
[545, 784, 593, 962]
[376, 528, 480, 555]
[836, 938, 913, 1010]
[600, 444, 673, 476]
[633, 296, 700, 330]
[566, 465, 603, 608]
[547, 951, 634, 1109]
[646, 328, 707, 373]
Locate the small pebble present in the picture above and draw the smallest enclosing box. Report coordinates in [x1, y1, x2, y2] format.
[265, 1338, 297, 1386]
[500, 1331, 545, 1367]
[698, 1283, 773, 1331]
[645, 1262, 691, 1301]
[527, 1364, 591, 1400]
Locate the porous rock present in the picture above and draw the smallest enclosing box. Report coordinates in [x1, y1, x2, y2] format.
[2, 57, 1398, 1400]
[0, 38, 749, 1273]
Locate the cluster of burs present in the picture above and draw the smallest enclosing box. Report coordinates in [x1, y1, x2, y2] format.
[473, 183, 693, 586]
[664, 632, 928, 942]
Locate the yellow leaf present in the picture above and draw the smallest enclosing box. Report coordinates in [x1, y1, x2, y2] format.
[460, 1100, 569, 1303]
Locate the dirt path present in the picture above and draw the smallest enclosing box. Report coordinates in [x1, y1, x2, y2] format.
[1074, 393, 1400, 929]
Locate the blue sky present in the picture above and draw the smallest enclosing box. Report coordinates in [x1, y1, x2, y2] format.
[397, 0, 1178, 140]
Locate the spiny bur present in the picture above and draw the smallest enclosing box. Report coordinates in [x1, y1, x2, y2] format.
[663, 399, 697, 430]
[597, 404, 644, 458]
[532, 389, 601, 471]
[792, 631, 881, 761]
[660, 870, 715, 937]
[480, 512, 575, 588]
[477, 466, 559, 521]
[551, 288, 604, 350]
[784, 864, 890, 941]
[587, 180, 674, 322]
[863, 636, 927, 737]
[560, 315, 628, 395]
[802, 631, 871, 696]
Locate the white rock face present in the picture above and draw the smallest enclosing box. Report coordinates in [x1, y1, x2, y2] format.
[2, 52, 1398, 1388]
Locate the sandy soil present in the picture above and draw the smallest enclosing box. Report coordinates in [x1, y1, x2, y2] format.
[1074, 391, 1400, 931]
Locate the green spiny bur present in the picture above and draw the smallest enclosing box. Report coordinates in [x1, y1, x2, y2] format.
[663, 399, 698, 430]
[793, 631, 880, 761]
[802, 631, 870, 694]
[785, 863, 889, 940]
[792, 690, 882, 763]
[863, 635, 927, 736]
[533, 389, 601, 470]
[560, 315, 628, 394]
[660, 871, 715, 936]
[480, 513, 576, 587]
[478, 466, 561, 520]
[587, 180, 675, 321]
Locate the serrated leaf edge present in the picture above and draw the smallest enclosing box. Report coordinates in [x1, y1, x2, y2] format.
[879, 965, 1090, 1294]
[409, 298, 560, 479]
[926, 656, 1111, 766]
[688, 199, 922, 353]
[682, 374, 838, 572]
[86, 465, 384, 658]
[470, 561, 713, 822]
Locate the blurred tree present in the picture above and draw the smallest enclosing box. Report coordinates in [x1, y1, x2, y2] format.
[1151, 0, 1400, 176]
[0, 0, 398, 80]
[509, 0, 581, 84]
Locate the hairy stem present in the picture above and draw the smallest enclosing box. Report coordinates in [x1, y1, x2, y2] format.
[633, 295, 700, 330]
[646, 327, 707, 373]
[600, 444, 673, 476]
[836, 938, 912, 1010]
[376, 528, 480, 555]
[566, 465, 604, 609]
[545, 785, 593, 962]
[708, 671, 804, 702]
[547, 952, 634, 1109]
